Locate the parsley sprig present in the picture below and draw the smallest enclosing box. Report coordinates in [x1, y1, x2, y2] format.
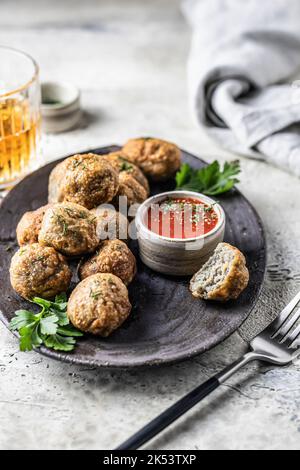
[9, 293, 83, 352]
[175, 160, 241, 196]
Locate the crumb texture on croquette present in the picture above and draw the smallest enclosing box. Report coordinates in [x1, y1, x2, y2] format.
[190, 242, 249, 301]
[48, 159, 68, 204]
[104, 151, 150, 194]
[39, 202, 99, 257]
[79, 239, 136, 285]
[10, 243, 72, 300]
[67, 273, 131, 337]
[122, 137, 181, 181]
[48, 153, 119, 209]
[16, 204, 52, 246]
[113, 172, 148, 207]
[91, 206, 128, 242]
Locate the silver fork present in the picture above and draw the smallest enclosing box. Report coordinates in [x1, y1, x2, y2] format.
[116, 291, 300, 450]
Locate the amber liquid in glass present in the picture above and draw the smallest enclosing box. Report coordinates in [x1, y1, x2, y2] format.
[0, 97, 39, 187]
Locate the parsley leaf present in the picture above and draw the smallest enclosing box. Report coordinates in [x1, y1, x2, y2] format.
[175, 163, 193, 188]
[32, 297, 52, 309]
[43, 334, 76, 352]
[175, 160, 241, 196]
[57, 325, 84, 337]
[20, 329, 35, 352]
[10, 310, 37, 331]
[40, 315, 58, 335]
[54, 293, 68, 308]
[18, 323, 42, 351]
[51, 308, 70, 326]
[9, 294, 83, 353]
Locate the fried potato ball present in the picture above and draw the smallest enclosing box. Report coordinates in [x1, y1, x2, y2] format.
[79, 240, 136, 286]
[113, 172, 148, 207]
[122, 137, 181, 181]
[90, 206, 129, 242]
[48, 159, 67, 204]
[104, 151, 150, 195]
[16, 204, 52, 246]
[39, 202, 98, 257]
[67, 273, 131, 337]
[190, 243, 249, 301]
[10, 243, 72, 300]
[48, 153, 119, 209]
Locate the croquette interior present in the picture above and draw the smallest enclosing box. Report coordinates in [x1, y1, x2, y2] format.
[190, 245, 235, 298]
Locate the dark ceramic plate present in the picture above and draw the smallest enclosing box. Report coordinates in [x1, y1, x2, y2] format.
[0, 146, 266, 368]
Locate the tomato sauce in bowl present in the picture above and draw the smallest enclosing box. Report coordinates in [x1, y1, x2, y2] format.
[136, 190, 225, 275]
[146, 197, 218, 239]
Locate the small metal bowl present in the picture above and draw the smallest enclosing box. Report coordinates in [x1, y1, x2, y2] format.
[41, 81, 81, 133]
[135, 190, 225, 276]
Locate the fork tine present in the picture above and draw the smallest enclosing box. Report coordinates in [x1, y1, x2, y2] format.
[273, 307, 300, 342]
[267, 291, 300, 337]
[286, 323, 300, 348]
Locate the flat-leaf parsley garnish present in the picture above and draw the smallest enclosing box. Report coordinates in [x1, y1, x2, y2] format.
[175, 160, 241, 196]
[9, 293, 83, 352]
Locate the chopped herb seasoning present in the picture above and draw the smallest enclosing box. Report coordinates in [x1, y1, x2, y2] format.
[53, 214, 68, 235]
[34, 255, 46, 262]
[90, 289, 102, 300]
[71, 159, 87, 170]
[120, 161, 133, 172]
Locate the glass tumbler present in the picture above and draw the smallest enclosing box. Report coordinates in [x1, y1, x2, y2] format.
[0, 46, 41, 190]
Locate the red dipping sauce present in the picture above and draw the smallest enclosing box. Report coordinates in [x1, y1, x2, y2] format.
[146, 197, 219, 239]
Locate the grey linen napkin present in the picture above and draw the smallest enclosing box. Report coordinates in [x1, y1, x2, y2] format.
[182, 0, 300, 177]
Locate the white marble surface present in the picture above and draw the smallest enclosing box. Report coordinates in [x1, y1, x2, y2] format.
[1, 0, 300, 450]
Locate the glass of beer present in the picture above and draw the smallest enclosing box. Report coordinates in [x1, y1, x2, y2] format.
[0, 46, 41, 190]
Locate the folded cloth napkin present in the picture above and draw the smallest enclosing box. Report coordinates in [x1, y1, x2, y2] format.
[182, 0, 300, 176]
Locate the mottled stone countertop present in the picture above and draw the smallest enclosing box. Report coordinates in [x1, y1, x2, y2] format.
[0, 0, 300, 451]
